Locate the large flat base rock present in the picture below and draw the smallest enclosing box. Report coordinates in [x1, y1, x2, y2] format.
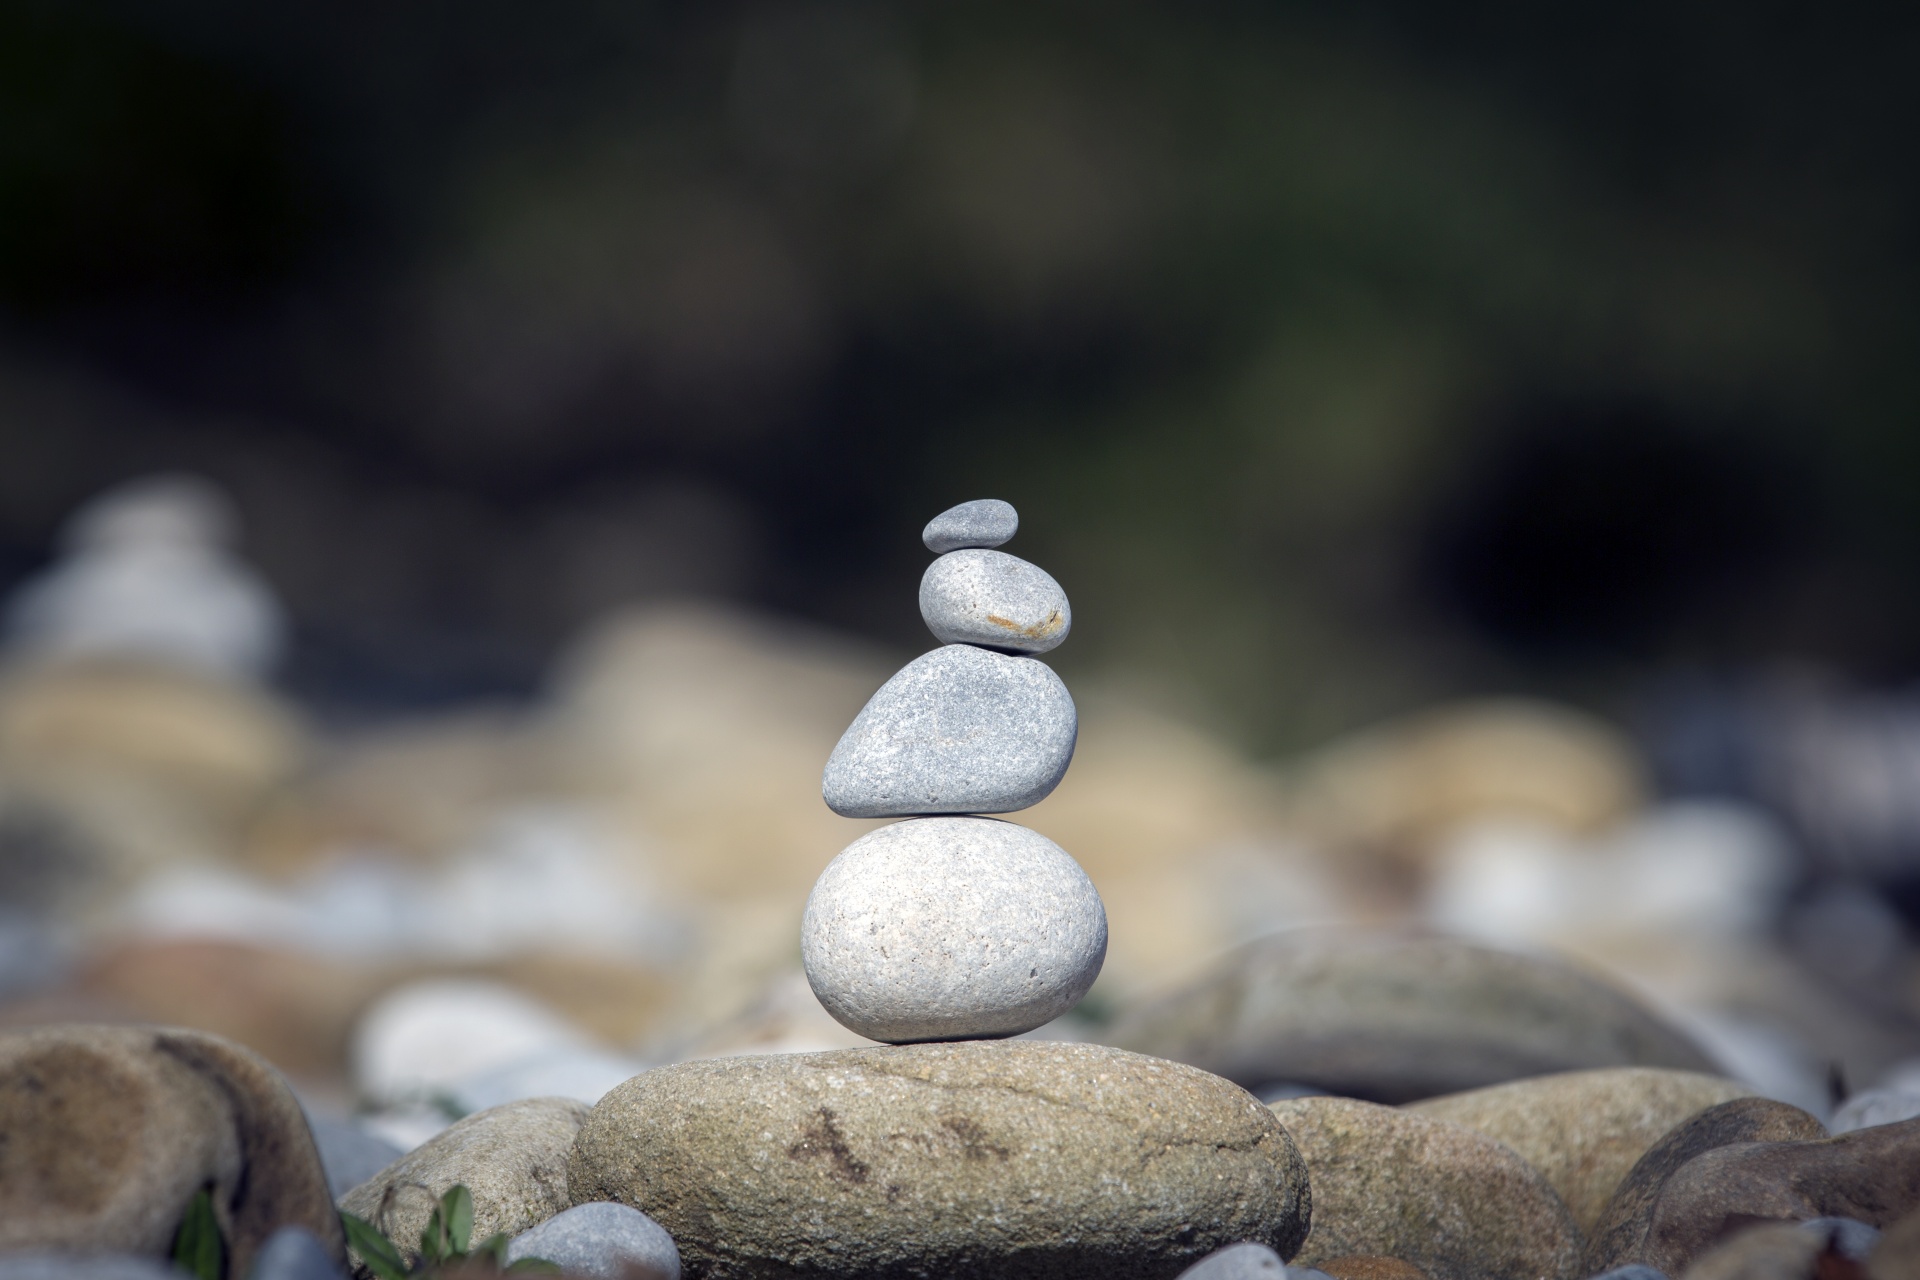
[569, 1041, 1308, 1280]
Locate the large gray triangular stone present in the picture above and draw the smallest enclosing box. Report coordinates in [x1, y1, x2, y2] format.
[822, 645, 1076, 817]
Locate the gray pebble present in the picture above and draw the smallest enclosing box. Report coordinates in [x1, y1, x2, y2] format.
[923, 498, 1018, 553]
[0, 1258, 181, 1280]
[506, 1203, 682, 1280]
[1175, 1242, 1288, 1278]
[919, 549, 1071, 654]
[1798, 1217, 1881, 1262]
[247, 1227, 346, 1280]
[304, 1114, 405, 1200]
[1831, 1087, 1920, 1133]
[822, 644, 1076, 818]
[1586, 1267, 1667, 1280]
[802, 816, 1107, 1042]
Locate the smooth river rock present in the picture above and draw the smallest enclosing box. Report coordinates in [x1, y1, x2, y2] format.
[1583, 1097, 1829, 1276]
[339, 1097, 589, 1270]
[923, 499, 1018, 553]
[822, 644, 1076, 817]
[802, 816, 1107, 1042]
[1268, 1096, 1580, 1280]
[506, 1202, 681, 1279]
[1174, 1242, 1288, 1278]
[1408, 1068, 1754, 1235]
[568, 1041, 1310, 1280]
[919, 549, 1071, 654]
[1108, 929, 1716, 1103]
[1628, 1116, 1920, 1277]
[0, 1024, 343, 1277]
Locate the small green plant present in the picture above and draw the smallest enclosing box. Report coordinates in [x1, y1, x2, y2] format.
[172, 1187, 224, 1280]
[342, 1184, 558, 1278]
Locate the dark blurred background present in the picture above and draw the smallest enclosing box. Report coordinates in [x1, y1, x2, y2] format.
[3, 0, 1918, 749]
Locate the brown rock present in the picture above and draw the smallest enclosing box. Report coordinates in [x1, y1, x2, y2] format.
[1108, 928, 1715, 1103]
[570, 1041, 1309, 1280]
[1679, 1222, 1828, 1280]
[1318, 1258, 1433, 1280]
[1583, 1096, 1829, 1275]
[1409, 1067, 1754, 1235]
[1637, 1117, 1920, 1276]
[1267, 1095, 1579, 1280]
[339, 1097, 590, 1271]
[0, 1023, 343, 1275]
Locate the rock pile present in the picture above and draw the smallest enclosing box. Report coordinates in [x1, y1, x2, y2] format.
[803, 498, 1107, 1042]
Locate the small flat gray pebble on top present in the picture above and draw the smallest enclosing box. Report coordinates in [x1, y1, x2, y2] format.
[246, 1226, 347, 1280]
[923, 498, 1018, 553]
[822, 643, 1076, 818]
[506, 1202, 682, 1280]
[1586, 1267, 1668, 1280]
[920, 548, 1071, 654]
[1174, 1242, 1288, 1279]
[1830, 1087, 1920, 1133]
[803, 815, 1108, 1043]
[0, 1258, 183, 1280]
[1797, 1217, 1881, 1262]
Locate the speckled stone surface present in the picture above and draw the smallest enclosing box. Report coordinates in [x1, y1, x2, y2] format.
[821, 644, 1076, 818]
[1175, 1242, 1290, 1278]
[1267, 1096, 1580, 1280]
[919, 549, 1071, 654]
[802, 816, 1107, 1042]
[507, 1202, 682, 1280]
[922, 498, 1018, 553]
[567, 1041, 1310, 1280]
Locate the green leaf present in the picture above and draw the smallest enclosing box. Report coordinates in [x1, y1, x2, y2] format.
[171, 1187, 224, 1280]
[505, 1259, 562, 1274]
[471, 1232, 511, 1264]
[442, 1184, 475, 1256]
[340, 1210, 410, 1280]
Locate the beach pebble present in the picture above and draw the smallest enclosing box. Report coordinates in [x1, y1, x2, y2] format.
[923, 498, 1019, 552]
[1586, 1268, 1667, 1280]
[1175, 1242, 1288, 1278]
[1583, 1096, 1829, 1276]
[1675, 1222, 1822, 1280]
[822, 644, 1076, 818]
[506, 1203, 681, 1280]
[350, 978, 596, 1107]
[1408, 1068, 1754, 1234]
[0, 1026, 342, 1277]
[1831, 1087, 1920, 1133]
[0, 1257, 183, 1280]
[246, 1227, 347, 1280]
[568, 1041, 1309, 1280]
[1109, 929, 1715, 1103]
[1797, 1217, 1880, 1261]
[1316, 1262, 1431, 1280]
[919, 549, 1070, 654]
[803, 816, 1106, 1042]
[1267, 1096, 1580, 1280]
[338, 1097, 589, 1271]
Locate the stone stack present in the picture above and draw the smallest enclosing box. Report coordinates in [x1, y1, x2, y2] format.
[802, 498, 1107, 1042]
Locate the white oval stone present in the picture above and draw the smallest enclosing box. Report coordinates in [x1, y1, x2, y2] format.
[822, 644, 1076, 817]
[802, 816, 1107, 1042]
[922, 498, 1018, 553]
[919, 549, 1071, 654]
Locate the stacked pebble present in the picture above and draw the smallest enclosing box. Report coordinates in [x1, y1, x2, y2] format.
[803, 499, 1108, 1042]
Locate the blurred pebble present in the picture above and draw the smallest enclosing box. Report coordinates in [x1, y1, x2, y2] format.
[922, 498, 1018, 552]
[1312, 1259, 1430, 1280]
[1795, 1217, 1880, 1261]
[506, 1202, 682, 1280]
[0, 1257, 182, 1280]
[1831, 1088, 1920, 1133]
[246, 1226, 347, 1280]
[304, 1114, 405, 1199]
[350, 978, 597, 1105]
[1586, 1268, 1666, 1280]
[918, 549, 1070, 654]
[1173, 1242, 1286, 1278]
[446, 1046, 646, 1113]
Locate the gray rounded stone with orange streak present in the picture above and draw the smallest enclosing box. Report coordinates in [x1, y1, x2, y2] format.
[568, 1041, 1310, 1280]
[919, 548, 1071, 654]
[821, 644, 1075, 818]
